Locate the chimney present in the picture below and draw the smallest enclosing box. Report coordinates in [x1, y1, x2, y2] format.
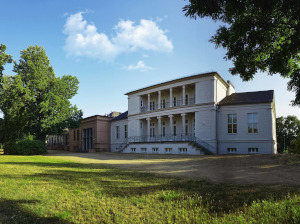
[226, 80, 235, 96]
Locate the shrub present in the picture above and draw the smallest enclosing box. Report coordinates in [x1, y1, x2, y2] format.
[4, 138, 47, 155]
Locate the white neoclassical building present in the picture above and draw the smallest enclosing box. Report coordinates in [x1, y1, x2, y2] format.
[111, 72, 277, 155]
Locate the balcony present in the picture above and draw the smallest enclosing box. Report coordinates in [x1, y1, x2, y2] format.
[140, 97, 195, 113]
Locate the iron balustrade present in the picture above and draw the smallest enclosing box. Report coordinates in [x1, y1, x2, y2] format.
[140, 98, 196, 113]
[186, 97, 195, 105]
[116, 133, 215, 154]
[141, 105, 148, 112]
[160, 101, 169, 109]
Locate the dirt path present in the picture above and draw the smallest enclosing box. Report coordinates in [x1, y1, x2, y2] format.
[46, 150, 300, 185]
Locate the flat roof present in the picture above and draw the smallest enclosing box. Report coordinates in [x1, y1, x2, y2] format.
[125, 72, 229, 95]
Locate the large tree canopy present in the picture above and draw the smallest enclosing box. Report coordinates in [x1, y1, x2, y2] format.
[0, 45, 82, 142]
[276, 115, 300, 152]
[0, 44, 12, 83]
[183, 0, 300, 105]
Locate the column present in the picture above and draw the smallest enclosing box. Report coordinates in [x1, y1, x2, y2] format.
[181, 113, 186, 140]
[157, 116, 162, 140]
[169, 88, 173, 107]
[168, 115, 173, 137]
[147, 93, 150, 111]
[158, 91, 161, 109]
[146, 118, 151, 141]
[182, 85, 186, 106]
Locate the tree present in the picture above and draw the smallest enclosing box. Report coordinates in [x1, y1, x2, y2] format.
[276, 116, 300, 152]
[0, 44, 12, 83]
[183, 0, 300, 105]
[0, 45, 82, 143]
[291, 131, 300, 154]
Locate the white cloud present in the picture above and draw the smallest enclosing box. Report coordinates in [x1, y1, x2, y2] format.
[124, 61, 152, 72]
[63, 12, 173, 61]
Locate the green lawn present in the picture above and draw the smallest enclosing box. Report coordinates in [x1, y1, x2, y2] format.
[0, 156, 299, 223]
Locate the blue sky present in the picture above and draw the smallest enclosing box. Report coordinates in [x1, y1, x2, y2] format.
[1, 0, 299, 119]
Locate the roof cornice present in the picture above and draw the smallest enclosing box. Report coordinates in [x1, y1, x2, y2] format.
[125, 72, 229, 95]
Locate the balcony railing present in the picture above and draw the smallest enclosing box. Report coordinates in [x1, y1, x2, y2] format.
[116, 133, 215, 154]
[128, 134, 195, 143]
[140, 97, 195, 113]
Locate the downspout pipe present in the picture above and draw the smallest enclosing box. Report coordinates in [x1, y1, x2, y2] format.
[216, 104, 219, 154]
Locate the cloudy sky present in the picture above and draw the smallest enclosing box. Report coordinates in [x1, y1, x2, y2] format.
[1, 0, 299, 118]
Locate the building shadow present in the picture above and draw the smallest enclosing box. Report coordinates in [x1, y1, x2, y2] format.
[0, 199, 73, 224]
[1, 161, 298, 214]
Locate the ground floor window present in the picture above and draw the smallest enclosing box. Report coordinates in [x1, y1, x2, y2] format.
[227, 148, 237, 153]
[131, 148, 136, 152]
[152, 148, 159, 153]
[179, 148, 187, 153]
[141, 148, 147, 152]
[165, 148, 172, 153]
[82, 128, 93, 151]
[248, 148, 258, 153]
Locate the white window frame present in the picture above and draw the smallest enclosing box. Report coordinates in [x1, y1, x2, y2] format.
[116, 126, 119, 139]
[165, 148, 172, 153]
[173, 120, 177, 136]
[228, 114, 237, 134]
[227, 148, 237, 153]
[248, 113, 258, 134]
[185, 94, 189, 105]
[152, 147, 159, 153]
[248, 148, 258, 154]
[162, 122, 166, 137]
[124, 125, 128, 138]
[179, 148, 187, 153]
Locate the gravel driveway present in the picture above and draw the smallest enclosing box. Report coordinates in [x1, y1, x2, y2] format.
[47, 150, 300, 185]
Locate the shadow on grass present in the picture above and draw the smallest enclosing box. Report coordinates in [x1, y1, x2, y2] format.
[0, 199, 72, 224]
[1, 161, 299, 214]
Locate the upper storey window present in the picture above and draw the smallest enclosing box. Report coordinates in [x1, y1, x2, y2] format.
[228, 114, 237, 134]
[173, 97, 177, 107]
[248, 113, 258, 133]
[150, 101, 155, 110]
[185, 94, 189, 105]
[162, 99, 166, 109]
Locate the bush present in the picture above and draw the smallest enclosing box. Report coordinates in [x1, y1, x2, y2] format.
[4, 138, 47, 155]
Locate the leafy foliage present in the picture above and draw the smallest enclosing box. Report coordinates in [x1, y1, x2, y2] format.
[183, 0, 300, 105]
[276, 116, 300, 153]
[0, 45, 82, 143]
[0, 44, 12, 83]
[291, 131, 300, 154]
[4, 138, 47, 155]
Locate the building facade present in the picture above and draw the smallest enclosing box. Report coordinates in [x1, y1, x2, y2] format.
[48, 114, 118, 152]
[111, 72, 277, 155]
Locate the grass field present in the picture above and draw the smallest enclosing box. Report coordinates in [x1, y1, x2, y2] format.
[0, 155, 299, 223]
